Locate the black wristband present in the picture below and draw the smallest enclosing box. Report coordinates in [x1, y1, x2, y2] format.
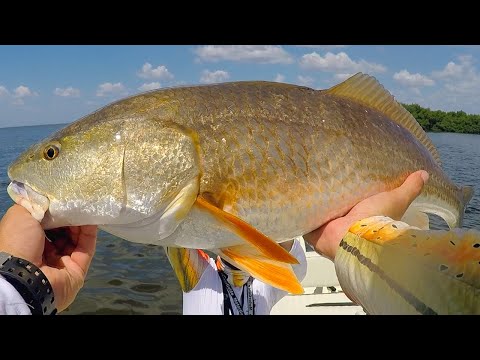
[0, 252, 57, 315]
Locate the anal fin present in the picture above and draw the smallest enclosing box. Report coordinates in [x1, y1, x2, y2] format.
[216, 244, 304, 295]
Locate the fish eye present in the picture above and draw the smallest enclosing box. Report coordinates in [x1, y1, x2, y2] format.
[43, 144, 60, 160]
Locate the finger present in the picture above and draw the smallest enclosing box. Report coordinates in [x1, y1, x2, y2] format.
[43, 238, 63, 266]
[78, 225, 98, 238]
[67, 226, 80, 246]
[6, 204, 33, 217]
[384, 170, 428, 220]
[0, 205, 46, 265]
[45, 227, 70, 243]
[1, 204, 40, 231]
[70, 226, 98, 276]
[398, 170, 429, 196]
[389, 170, 429, 218]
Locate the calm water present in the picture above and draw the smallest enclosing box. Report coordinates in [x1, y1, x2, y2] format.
[0, 125, 479, 314]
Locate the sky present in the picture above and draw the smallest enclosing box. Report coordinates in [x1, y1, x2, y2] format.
[1, 45, 480, 128]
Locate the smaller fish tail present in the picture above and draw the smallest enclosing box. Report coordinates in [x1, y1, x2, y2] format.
[335, 216, 480, 314]
[462, 186, 474, 209]
[458, 185, 474, 227]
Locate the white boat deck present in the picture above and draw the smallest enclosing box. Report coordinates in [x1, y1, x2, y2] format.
[271, 238, 366, 315]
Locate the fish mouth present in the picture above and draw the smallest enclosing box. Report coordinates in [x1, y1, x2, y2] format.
[7, 181, 50, 222]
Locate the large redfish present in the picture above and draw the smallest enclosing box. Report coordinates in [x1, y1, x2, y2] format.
[6, 73, 474, 299]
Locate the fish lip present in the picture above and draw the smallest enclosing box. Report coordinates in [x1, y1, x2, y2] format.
[8, 180, 43, 198]
[7, 180, 50, 222]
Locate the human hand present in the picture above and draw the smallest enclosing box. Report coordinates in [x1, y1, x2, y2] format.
[303, 170, 429, 261]
[0, 204, 97, 313]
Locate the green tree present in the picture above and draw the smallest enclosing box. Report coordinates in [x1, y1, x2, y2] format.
[401, 103, 480, 134]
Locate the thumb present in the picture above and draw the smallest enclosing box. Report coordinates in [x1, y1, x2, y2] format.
[391, 170, 429, 215]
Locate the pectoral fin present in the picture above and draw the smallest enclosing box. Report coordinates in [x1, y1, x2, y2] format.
[216, 244, 304, 294]
[195, 195, 298, 264]
[156, 177, 200, 238]
[164, 246, 210, 292]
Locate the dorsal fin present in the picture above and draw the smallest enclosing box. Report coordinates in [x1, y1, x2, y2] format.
[326, 73, 442, 166]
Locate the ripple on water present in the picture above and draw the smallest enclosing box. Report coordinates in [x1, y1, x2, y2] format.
[131, 283, 166, 293]
[108, 279, 124, 286]
[113, 299, 149, 308]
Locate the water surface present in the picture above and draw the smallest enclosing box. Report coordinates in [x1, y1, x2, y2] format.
[0, 126, 478, 314]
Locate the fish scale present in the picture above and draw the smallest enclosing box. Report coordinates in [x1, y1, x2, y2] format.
[6, 73, 475, 297]
[175, 84, 458, 238]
